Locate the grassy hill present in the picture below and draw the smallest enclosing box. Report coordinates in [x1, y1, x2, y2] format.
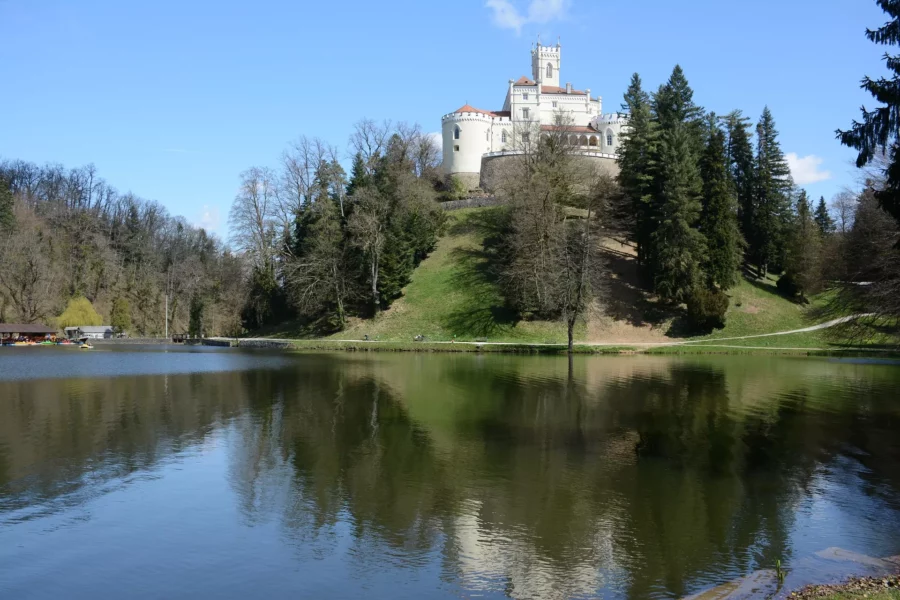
[263, 207, 892, 351]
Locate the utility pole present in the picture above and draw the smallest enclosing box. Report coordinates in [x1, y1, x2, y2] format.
[164, 270, 170, 340]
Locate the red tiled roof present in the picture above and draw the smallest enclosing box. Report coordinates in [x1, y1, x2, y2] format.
[514, 76, 536, 86]
[541, 85, 587, 96]
[452, 105, 509, 118]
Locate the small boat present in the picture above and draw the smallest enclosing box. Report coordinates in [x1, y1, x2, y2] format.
[80, 343, 93, 350]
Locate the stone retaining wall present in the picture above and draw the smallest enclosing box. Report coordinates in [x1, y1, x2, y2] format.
[440, 196, 506, 211]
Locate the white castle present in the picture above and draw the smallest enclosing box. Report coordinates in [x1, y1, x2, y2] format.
[442, 40, 626, 189]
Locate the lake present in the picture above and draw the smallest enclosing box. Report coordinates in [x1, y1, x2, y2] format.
[1, 346, 899, 599]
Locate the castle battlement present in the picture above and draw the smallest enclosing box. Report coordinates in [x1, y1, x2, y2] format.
[442, 40, 628, 190]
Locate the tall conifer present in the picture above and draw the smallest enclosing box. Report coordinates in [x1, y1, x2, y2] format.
[722, 111, 755, 249]
[0, 175, 13, 228]
[618, 73, 657, 269]
[647, 66, 707, 299]
[813, 196, 835, 234]
[751, 107, 793, 277]
[700, 122, 743, 289]
[652, 123, 706, 303]
[782, 190, 823, 299]
[837, 0, 900, 225]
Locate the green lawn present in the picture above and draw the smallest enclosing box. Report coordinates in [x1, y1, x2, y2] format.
[326, 208, 580, 343]
[259, 207, 898, 351]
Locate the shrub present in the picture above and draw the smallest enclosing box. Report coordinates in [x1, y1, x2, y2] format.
[686, 288, 729, 332]
[441, 175, 468, 201]
[776, 272, 802, 301]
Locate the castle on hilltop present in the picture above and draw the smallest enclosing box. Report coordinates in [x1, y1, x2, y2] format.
[442, 40, 626, 190]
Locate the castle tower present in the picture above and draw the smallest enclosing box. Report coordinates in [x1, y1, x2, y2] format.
[531, 40, 561, 88]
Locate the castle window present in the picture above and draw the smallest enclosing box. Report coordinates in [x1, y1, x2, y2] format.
[454, 126, 461, 140]
[546, 63, 553, 78]
[522, 132, 530, 142]
[486, 130, 490, 141]
[523, 93, 529, 101]
[607, 131, 614, 146]
[501, 131, 507, 143]
[552, 101, 558, 108]
[454, 145, 460, 152]
[523, 108, 530, 119]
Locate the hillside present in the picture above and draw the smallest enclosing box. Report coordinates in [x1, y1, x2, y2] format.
[262, 207, 874, 349]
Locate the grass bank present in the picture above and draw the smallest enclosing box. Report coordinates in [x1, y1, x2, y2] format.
[258, 207, 899, 355]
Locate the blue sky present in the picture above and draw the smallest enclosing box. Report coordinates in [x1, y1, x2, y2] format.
[0, 0, 888, 236]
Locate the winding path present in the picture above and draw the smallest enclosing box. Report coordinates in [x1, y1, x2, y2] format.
[224, 314, 879, 351]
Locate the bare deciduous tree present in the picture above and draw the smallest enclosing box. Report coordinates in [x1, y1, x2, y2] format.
[0, 206, 60, 323]
[280, 136, 339, 228]
[347, 186, 390, 314]
[350, 118, 392, 175]
[229, 167, 279, 269]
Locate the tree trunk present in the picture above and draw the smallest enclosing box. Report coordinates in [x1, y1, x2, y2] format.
[371, 257, 380, 315]
[567, 317, 575, 353]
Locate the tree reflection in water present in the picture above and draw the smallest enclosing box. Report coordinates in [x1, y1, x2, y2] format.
[1, 353, 899, 599]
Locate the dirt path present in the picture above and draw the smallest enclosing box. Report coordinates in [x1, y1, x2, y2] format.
[220, 313, 876, 350]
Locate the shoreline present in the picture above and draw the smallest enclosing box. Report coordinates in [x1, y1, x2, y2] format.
[203, 337, 900, 357]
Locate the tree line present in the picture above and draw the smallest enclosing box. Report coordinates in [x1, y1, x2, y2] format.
[615, 64, 853, 329]
[228, 120, 446, 332]
[0, 160, 245, 335]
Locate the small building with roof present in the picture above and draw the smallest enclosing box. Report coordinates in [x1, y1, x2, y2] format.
[0, 323, 58, 342]
[442, 39, 627, 190]
[64, 326, 114, 340]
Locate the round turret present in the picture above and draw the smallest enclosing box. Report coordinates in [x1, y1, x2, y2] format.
[442, 106, 495, 189]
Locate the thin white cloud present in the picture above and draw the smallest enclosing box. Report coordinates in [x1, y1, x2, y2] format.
[485, 0, 569, 34]
[196, 204, 221, 232]
[786, 153, 832, 185]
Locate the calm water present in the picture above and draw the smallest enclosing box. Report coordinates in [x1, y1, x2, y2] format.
[1, 347, 899, 599]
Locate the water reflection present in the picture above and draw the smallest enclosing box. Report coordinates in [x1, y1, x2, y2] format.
[1, 352, 899, 599]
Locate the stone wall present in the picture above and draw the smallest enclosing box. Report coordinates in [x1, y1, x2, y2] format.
[479, 153, 619, 193]
[440, 196, 506, 211]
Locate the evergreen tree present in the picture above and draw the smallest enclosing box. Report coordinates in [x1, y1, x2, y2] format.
[188, 293, 204, 337]
[813, 196, 836, 234]
[646, 65, 706, 295]
[722, 111, 755, 248]
[751, 107, 793, 277]
[781, 190, 823, 300]
[618, 73, 658, 269]
[653, 65, 704, 150]
[110, 297, 131, 334]
[346, 152, 370, 198]
[0, 175, 13, 229]
[837, 0, 900, 225]
[700, 122, 743, 290]
[652, 123, 707, 303]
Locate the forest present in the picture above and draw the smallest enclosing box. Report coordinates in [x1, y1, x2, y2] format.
[3, 1, 900, 342]
[0, 161, 246, 336]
